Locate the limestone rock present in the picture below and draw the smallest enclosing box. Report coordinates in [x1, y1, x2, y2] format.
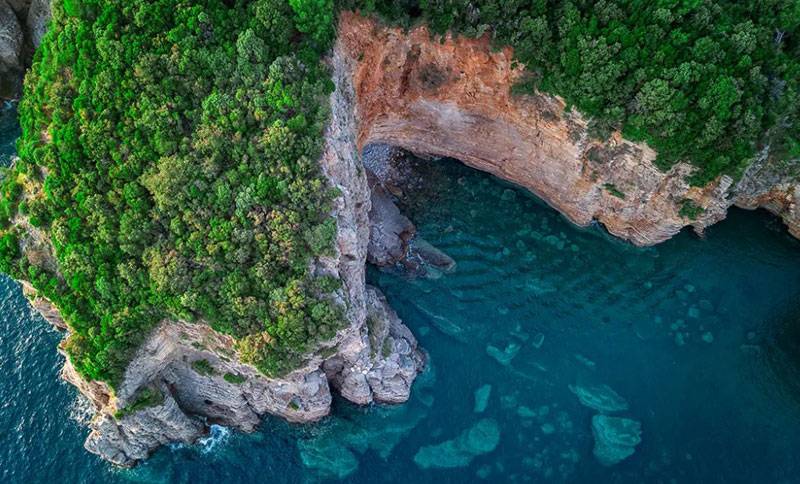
[591, 415, 642, 466]
[326, 286, 425, 405]
[25, 0, 47, 48]
[366, 169, 415, 266]
[0, 1, 22, 70]
[84, 387, 206, 468]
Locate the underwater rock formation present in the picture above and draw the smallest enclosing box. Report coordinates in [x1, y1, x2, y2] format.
[413, 418, 501, 469]
[474, 384, 492, 413]
[591, 415, 642, 466]
[569, 383, 629, 413]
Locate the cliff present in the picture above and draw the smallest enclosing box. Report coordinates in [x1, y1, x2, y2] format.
[339, 12, 800, 246]
[0, 0, 48, 98]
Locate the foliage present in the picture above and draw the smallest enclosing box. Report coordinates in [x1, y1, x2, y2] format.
[350, 0, 800, 184]
[679, 199, 705, 220]
[191, 358, 216, 376]
[0, 0, 344, 387]
[223, 371, 246, 384]
[114, 386, 164, 419]
[603, 183, 625, 199]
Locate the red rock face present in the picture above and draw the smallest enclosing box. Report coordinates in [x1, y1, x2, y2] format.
[338, 12, 798, 246]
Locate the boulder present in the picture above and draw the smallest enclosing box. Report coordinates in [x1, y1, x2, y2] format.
[366, 169, 415, 266]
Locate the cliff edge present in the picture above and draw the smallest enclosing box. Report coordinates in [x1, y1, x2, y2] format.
[339, 12, 800, 246]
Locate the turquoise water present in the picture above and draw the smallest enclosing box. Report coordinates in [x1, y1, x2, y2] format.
[2, 105, 800, 483]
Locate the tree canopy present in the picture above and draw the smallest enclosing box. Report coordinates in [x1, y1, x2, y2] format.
[1, 0, 342, 385]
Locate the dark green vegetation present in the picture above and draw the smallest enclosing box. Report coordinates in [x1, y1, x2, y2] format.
[679, 199, 705, 220]
[603, 183, 625, 199]
[1, 0, 798, 390]
[192, 359, 216, 376]
[352, 0, 800, 184]
[223, 371, 246, 384]
[0, 0, 344, 387]
[114, 386, 164, 419]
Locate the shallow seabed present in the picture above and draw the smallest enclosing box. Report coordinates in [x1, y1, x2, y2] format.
[2, 104, 800, 483]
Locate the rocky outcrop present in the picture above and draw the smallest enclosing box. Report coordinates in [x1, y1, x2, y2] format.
[324, 286, 425, 404]
[0, 0, 49, 98]
[59, 319, 332, 466]
[21, 29, 425, 467]
[365, 168, 415, 267]
[338, 12, 800, 246]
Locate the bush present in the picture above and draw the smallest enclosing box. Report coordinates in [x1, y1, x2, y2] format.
[679, 199, 705, 220]
[114, 387, 164, 419]
[223, 372, 246, 384]
[192, 359, 216, 377]
[603, 183, 626, 200]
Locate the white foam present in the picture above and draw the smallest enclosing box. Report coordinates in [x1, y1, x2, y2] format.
[198, 425, 231, 454]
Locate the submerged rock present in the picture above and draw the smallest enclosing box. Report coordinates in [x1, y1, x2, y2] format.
[298, 436, 360, 480]
[474, 384, 492, 413]
[486, 342, 521, 366]
[569, 383, 628, 413]
[591, 415, 642, 466]
[413, 418, 501, 469]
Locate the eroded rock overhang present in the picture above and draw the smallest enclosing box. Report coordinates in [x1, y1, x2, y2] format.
[337, 12, 800, 246]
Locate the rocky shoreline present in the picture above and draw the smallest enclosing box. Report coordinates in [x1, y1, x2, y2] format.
[12, 9, 800, 467]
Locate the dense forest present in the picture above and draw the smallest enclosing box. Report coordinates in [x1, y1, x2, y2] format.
[0, 0, 342, 385]
[0, 0, 798, 388]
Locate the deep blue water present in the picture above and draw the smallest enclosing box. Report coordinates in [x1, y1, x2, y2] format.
[2, 104, 800, 483]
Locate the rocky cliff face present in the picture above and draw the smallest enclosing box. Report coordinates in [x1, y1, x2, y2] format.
[0, 0, 48, 98]
[338, 12, 800, 246]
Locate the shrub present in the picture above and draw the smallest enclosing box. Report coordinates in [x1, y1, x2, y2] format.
[679, 199, 705, 220]
[223, 372, 246, 384]
[603, 183, 626, 200]
[114, 387, 164, 419]
[192, 359, 216, 377]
